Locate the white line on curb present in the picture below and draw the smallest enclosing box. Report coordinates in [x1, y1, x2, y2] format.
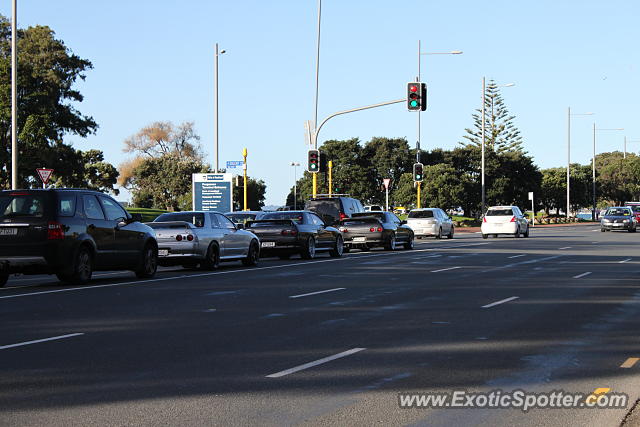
[266, 348, 366, 378]
[1, 333, 84, 350]
[482, 296, 519, 308]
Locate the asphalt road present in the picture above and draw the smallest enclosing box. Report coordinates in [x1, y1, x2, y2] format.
[2, 223, 640, 426]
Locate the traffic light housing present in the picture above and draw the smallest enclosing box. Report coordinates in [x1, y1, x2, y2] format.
[407, 82, 427, 111]
[413, 162, 424, 182]
[319, 152, 328, 173]
[307, 149, 320, 173]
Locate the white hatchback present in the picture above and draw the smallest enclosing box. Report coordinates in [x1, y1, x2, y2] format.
[481, 206, 529, 239]
[406, 208, 454, 239]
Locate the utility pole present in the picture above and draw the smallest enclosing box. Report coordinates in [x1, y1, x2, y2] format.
[242, 148, 248, 211]
[328, 160, 333, 197]
[11, 0, 18, 189]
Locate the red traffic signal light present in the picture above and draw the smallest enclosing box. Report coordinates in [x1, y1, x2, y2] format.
[307, 149, 320, 173]
[407, 82, 427, 111]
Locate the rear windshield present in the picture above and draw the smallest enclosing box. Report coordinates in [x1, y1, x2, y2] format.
[0, 193, 48, 219]
[606, 208, 632, 216]
[408, 210, 434, 219]
[487, 209, 514, 216]
[155, 212, 205, 227]
[353, 212, 384, 219]
[227, 213, 257, 223]
[146, 222, 189, 230]
[305, 199, 340, 217]
[341, 218, 380, 226]
[261, 212, 304, 223]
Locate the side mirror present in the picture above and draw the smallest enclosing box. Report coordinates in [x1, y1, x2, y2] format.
[236, 223, 245, 230]
[401, 220, 407, 225]
[130, 213, 143, 223]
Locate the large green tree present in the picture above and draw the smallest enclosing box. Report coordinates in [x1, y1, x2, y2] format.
[0, 16, 113, 189]
[597, 152, 640, 205]
[460, 80, 524, 153]
[233, 176, 267, 211]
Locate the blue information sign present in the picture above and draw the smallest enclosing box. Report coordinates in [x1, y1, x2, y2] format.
[192, 173, 233, 212]
[226, 160, 244, 168]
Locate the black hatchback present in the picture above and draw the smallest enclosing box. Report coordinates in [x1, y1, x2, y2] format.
[0, 189, 158, 286]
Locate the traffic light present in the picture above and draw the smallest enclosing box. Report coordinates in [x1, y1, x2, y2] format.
[413, 162, 424, 182]
[319, 152, 328, 173]
[307, 149, 320, 173]
[407, 82, 427, 111]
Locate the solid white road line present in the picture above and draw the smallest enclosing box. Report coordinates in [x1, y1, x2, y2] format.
[289, 288, 346, 299]
[619, 258, 632, 264]
[0, 333, 84, 350]
[573, 272, 592, 279]
[508, 254, 526, 259]
[431, 266, 461, 273]
[266, 348, 366, 378]
[482, 296, 519, 308]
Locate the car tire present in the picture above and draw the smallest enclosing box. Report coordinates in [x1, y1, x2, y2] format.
[493, 234, 498, 238]
[435, 228, 442, 239]
[300, 237, 316, 259]
[482, 234, 488, 239]
[523, 227, 529, 238]
[514, 227, 521, 238]
[201, 243, 220, 270]
[57, 246, 93, 285]
[135, 243, 158, 279]
[330, 235, 344, 258]
[242, 240, 259, 266]
[629, 228, 636, 233]
[601, 228, 606, 232]
[404, 236, 414, 250]
[385, 234, 396, 251]
[0, 272, 8, 288]
[447, 227, 454, 239]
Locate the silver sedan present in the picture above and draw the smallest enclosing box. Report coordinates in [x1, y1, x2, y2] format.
[146, 211, 260, 269]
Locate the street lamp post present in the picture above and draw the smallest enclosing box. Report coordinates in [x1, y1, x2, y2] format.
[214, 43, 226, 173]
[290, 162, 300, 210]
[481, 79, 514, 216]
[11, 0, 17, 189]
[566, 108, 593, 219]
[623, 137, 640, 159]
[592, 124, 624, 219]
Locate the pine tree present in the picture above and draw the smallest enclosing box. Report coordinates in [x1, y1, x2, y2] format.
[460, 80, 524, 153]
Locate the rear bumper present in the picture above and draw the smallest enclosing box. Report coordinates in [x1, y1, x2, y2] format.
[0, 256, 49, 274]
[481, 223, 518, 235]
[411, 225, 439, 237]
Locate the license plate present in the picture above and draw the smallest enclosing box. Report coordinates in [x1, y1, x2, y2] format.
[353, 237, 366, 242]
[613, 223, 623, 227]
[158, 249, 169, 256]
[261, 241, 276, 248]
[0, 228, 17, 235]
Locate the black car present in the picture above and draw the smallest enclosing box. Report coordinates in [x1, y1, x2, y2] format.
[0, 189, 158, 287]
[600, 207, 637, 232]
[246, 210, 343, 259]
[339, 211, 414, 252]
[304, 195, 365, 225]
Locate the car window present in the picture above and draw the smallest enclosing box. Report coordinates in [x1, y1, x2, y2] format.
[389, 213, 401, 224]
[0, 193, 47, 219]
[439, 210, 449, 220]
[310, 213, 325, 226]
[216, 214, 237, 230]
[408, 210, 434, 219]
[84, 195, 105, 220]
[99, 196, 128, 221]
[606, 208, 632, 216]
[486, 208, 514, 216]
[57, 193, 76, 217]
[156, 212, 205, 227]
[209, 213, 220, 228]
[262, 212, 305, 223]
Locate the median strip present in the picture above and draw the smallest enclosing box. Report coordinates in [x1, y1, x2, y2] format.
[482, 296, 519, 308]
[289, 288, 346, 299]
[266, 347, 366, 378]
[0, 333, 84, 350]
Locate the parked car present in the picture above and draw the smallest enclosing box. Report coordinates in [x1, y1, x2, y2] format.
[147, 211, 260, 269]
[339, 211, 414, 251]
[245, 210, 343, 259]
[481, 206, 530, 239]
[0, 189, 158, 287]
[364, 205, 383, 212]
[225, 210, 265, 225]
[393, 206, 408, 215]
[406, 208, 454, 239]
[304, 195, 364, 225]
[623, 202, 640, 222]
[600, 207, 637, 232]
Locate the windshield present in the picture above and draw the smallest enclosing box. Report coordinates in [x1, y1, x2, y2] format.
[155, 212, 205, 227]
[408, 210, 434, 219]
[353, 212, 384, 220]
[261, 212, 304, 223]
[0, 193, 48, 219]
[606, 208, 632, 216]
[487, 209, 514, 216]
[305, 199, 340, 218]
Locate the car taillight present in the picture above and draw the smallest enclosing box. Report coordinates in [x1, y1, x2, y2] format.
[510, 216, 516, 222]
[186, 234, 194, 241]
[339, 227, 348, 233]
[176, 235, 183, 241]
[483, 217, 487, 223]
[369, 227, 375, 232]
[339, 212, 347, 220]
[47, 221, 64, 240]
[377, 227, 382, 232]
[281, 229, 298, 236]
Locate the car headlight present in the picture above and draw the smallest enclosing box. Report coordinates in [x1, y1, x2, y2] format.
[623, 219, 630, 223]
[602, 218, 611, 223]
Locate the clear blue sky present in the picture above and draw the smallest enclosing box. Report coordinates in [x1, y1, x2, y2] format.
[2, 0, 639, 206]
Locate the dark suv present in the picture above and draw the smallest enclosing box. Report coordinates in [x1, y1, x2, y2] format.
[305, 195, 365, 225]
[0, 189, 158, 287]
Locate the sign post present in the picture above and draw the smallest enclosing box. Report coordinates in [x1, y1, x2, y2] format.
[36, 168, 54, 189]
[192, 173, 233, 212]
[528, 191, 535, 227]
[242, 148, 248, 211]
[383, 178, 391, 212]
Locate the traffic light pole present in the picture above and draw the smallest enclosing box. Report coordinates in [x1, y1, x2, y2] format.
[417, 182, 421, 209]
[328, 160, 333, 196]
[243, 148, 248, 211]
